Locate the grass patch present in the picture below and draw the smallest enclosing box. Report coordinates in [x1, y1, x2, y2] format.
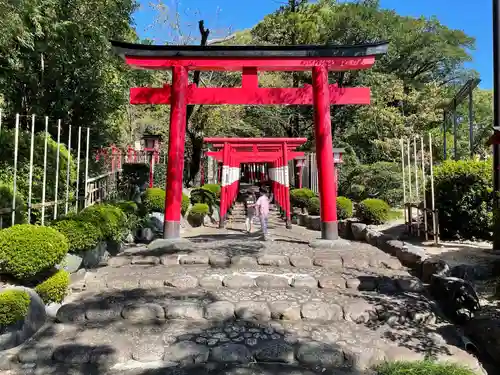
[388, 209, 403, 221]
[375, 360, 477, 375]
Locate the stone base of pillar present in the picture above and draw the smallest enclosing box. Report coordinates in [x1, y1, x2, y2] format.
[320, 221, 339, 240]
[308, 238, 351, 250]
[218, 218, 225, 229]
[163, 221, 180, 239]
[285, 219, 292, 229]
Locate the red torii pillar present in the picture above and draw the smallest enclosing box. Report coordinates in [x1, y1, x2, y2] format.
[112, 41, 388, 240]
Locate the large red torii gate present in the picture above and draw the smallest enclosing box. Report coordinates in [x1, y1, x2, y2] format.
[111, 41, 388, 241]
[204, 137, 306, 228]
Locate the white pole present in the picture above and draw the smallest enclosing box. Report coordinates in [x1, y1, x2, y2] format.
[429, 132, 438, 244]
[421, 136, 428, 240]
[65, 125, 72, 214]
[407, 140, 412, 202]
[75, 127, 82, 212]
[413, 136, 419, 203]
[400, 139, 407, 223]
[84, 128, 90, 208]
[53, 119, 61, 219]
[11, 114, 20, 226]
[27, 114, 35, 221]
[41, 116, 49, 225]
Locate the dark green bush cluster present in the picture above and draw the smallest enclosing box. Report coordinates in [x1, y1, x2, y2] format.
[182, 193, 190, 216]
[201, 183, 221, 198]
[356, 198, 390, 224]
[307, 197, 320, 216]
[375, 360, 476, 375]
[190, 188, 217, 211]
[143, 188, 166, 213]
[0, 225, 69, 280]
[0, 289, 31, 326]
[52, 220, 101, 253]
[290, 188, 316, 211]
[0, 183, 27, 227]
[35, 270, 70, 304]
[118, 163, 149, 200]
[337, 196, 353, 220]
[153, 164, 167, 189]
[114, 201, 140, 231]
[432, 159, 492, 240]
[77, 204, 127, 242]
[190, 203, 210, 216]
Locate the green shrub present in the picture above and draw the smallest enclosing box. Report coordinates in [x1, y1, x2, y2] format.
[375, 360, 476, 375]
[201, 183, 221, 198]
[77, 204, 127, 242]
[115, 201, 138, 215]
[153, 163, 167, 190]
[190, 188, 217, 213]
[182, 193, 190, 216]
[307, 197, 320, 216]
[52, 219, 101, 253]
[189, 203, 210, 216]
[337, 196, 353, 220]
[35, 270, 70, 304]
[118, 163, 150, 200]
[356, 198, 390, 224]
[0, 225, 69, 280]
[432, 159, 492, 240]
[290, 188, 316, 211]
[0, 290, 31, 326]
[0, 183, 27, 227]
[143, 188, 166, 213]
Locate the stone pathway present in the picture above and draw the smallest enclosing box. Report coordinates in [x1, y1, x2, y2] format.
[0, 204, 487, 375]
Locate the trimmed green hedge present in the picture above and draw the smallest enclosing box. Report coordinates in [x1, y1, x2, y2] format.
[144, 188, 166, 213]
[432, 159, 492, 240]
[53, 219, 101, 253]
[375, 360, 477, 375]
[35, 270, 70, 304]
[290, 188, 316, 211]
[0, 289, 31, 326]
[201, 183, 221, 198]
[356, 198, 390, 225]
[190, 203, 210, 216]
[337, 196, 353, 220]
[77, 204, 127, 242]
[0, 225, 69, 280]
[307, 197, 320, 216]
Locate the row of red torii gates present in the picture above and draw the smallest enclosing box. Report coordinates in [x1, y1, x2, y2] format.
[111, 39, 388, 242]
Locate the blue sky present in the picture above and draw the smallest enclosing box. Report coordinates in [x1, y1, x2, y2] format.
[133, 0, 493, 89]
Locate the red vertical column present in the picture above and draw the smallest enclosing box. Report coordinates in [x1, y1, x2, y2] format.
[312, 65, 338, 240]
[283, 143, 292, 228]
[164, 66, 188, 239]
[219, 143, 229, 229]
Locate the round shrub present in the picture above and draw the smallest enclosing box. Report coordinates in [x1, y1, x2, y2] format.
[189, 203, 210, 217]
[35, 270, 70, 304]
[307, 197, 320, 216]
[0, 289, 31, 326]
[77, 204, 127, 242]
[52, 219, 101, 253]
[356, 198, 390, 225]
[190, 188, 217, 213]
[432, 159, 492, 240]
[0, 224, 69, 280]
[0, 183, 27, 227]
[143, 188, 166, 213]
[375, 360, 477, 375]
[202, 183, 221, 198]
[337, 196, 353, 220]
[290, 188, 316, 211]
[182, 193, 190, 216]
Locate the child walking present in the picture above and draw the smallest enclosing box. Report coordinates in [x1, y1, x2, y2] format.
[255, 188, 270, 240]
[244, 191, 256, 233]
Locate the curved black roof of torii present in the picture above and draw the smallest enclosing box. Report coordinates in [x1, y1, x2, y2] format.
[110, 40, 389, 58]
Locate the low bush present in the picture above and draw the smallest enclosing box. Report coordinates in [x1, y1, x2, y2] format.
[189, 203, 210, 217]
[432, 159, 492, 240]
[52, 219, 101, 253]
[153, 164, 167, 190]
[0, 289, 31, 326]
[356, 198, 390, 225]
[375, 360, 476, 375]
[77, 204, 127, 242]
[0, 183, 27, 227]
[337, 196, 353, 220]
[143, 188, 166, 213]
[35, 270, 70, 304]
[182, 193, 190, 216]
[0, 225, 69, 280]
[115, 201, 138, 216]
[202, 183, 221, 198]
[190, 188, 217, 212]
[290, 188, 316, 211]
[307, 197, 320, 216]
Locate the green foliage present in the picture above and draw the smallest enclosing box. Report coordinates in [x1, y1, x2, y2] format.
[340, 162, 403, 206]
[0, 290, 30, 326]
[432, 159, 493, 240]
[77, 204, 127, 242]
[356, 199, 391, 225]
[35, 270, 70, 304]
[375, 360, 477, 375]
[52, 219, 101, 253]
[189, 203, 210, 216]
[190, 187, 217, 211]
[201, 184, 221, 198]
[290, 188, 316, 210]
[153, 164, 167, 189]
[118, 163, 150, 200]
[181, 193, 190, 216]
[0, 224, 68, 280]
[114, 201, 138, 216]
[337, 196, 353, 220]
[307, 197, 320, 216]
[143, 188, 166, 213]
[0, 182, 27, 227]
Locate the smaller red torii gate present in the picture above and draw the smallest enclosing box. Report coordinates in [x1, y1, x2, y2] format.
[204, 137, 306, 229]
